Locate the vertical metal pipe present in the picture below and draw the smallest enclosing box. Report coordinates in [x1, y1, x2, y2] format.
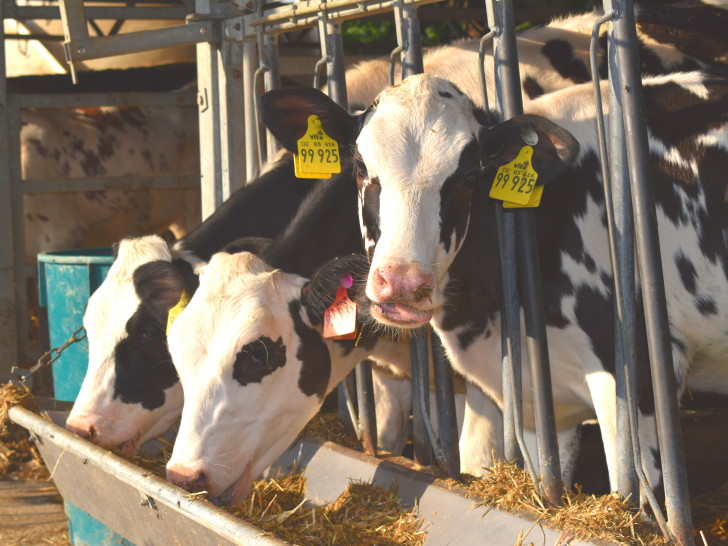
[431, 333, 460, 478]
[393, 1, 435, 468]
[57, 0, 90, 81]
[242, 37, 259, 182]
[598, 2, 639, 502]
[410, 331, 432, 466]
[489, 0, 562, 505]
[355, 360, 377, 455]
[263, 33, 281, 160]
[611, 1, 693, 542]
[0, 3, 21, 381]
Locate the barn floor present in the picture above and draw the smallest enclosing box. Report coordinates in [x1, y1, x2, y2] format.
[0, 479, 69, 545]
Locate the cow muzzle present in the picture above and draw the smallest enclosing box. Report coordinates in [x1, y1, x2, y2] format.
[368, 264, 434, 327]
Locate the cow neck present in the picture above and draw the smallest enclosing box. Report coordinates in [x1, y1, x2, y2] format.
[174, 153, 317, 262]
[262, 162, 362, 278]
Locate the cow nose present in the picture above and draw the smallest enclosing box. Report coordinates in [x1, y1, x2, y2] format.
[167, 465, 209, 493]
[66, 420, 98, 440]
[371, 264, 434, 303]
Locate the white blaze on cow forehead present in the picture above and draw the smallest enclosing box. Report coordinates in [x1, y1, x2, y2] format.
[358, 75, 481, 188]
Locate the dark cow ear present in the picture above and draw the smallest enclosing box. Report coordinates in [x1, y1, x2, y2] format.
[259, 87, 362, 153]
[479, 114, 579, 186]
[300, 254, 370, 323]
[133, 260, 188, 326]
[221, 236, 273, 256]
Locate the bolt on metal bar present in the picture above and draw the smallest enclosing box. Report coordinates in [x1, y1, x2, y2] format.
[486, 0, 562, 506]
[610, 1, 694, 542]
[589, 8, 642, 510]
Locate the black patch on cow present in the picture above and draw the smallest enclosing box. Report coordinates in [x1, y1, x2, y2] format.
[360, 176, 382, 259]
[583, 254, 597, 275]
[232, 336, 287, 386]
[696, 296, 718, 316]
[113, 306, 178, 410]
[522, 75, 545, 100]
[674, 252, 697, 295]
[541, 39, 590, 84]
[177, 154, 317, 262]
[289, 301, 331, 400]
[439, 140, 480, 253]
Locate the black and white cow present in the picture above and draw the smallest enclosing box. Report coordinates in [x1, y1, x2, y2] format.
[260, 70, 728, 497]
[65, 154, 317, 452]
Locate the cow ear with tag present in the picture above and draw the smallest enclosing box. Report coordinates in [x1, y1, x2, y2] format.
[479, 114, 579, 187]
[300, 254, 370, 324]
[133, 260, 189, 328]
[259, 87, 362, 153]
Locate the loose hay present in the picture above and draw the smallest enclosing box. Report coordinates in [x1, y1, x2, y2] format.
[228, 472, 426, 545]
[451, 459, 668, 546]
[0, 383, 48, 481]
[297, 411, 363, 451]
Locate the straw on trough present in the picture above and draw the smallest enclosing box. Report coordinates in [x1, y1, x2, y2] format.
[228, 471, 426, 545]
[450, 459, 668, 546]
[0, 383, 48, 480]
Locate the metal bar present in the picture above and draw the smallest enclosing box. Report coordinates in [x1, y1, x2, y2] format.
[10, 5, 193, 21]
[21, 175, 201, 194]
[8, 406, 283, 545]
[0, 1, 20, 382]
[63, 20, 214, 63]
[242, 0, 442, 35]
[431, 332, 461, 478]
[589, 7, 640, 506]
[263, 33, 281, 160]
[57, 0, 89, 82]
[493, 0, 562, 505]
[242, 37, 259, 181]
[355, 360, 377, 455]
[410, 333, 432, 466]
[393, 1, 423, 78]
[13, 91, 197, 109]
[611, 1, 694, 542]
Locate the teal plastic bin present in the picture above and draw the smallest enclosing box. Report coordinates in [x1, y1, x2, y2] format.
[37, 247, 133, 546]
[37, 248, 114, 402]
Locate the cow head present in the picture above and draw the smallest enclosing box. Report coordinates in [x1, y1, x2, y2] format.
[66, 235, 196, 454]
[260, 74, 578, 329]
[166, 250, 394, 504]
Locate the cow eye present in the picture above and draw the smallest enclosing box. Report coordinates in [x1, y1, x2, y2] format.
[232, 336, 285, 386]
[355, 160, 368, 179]
[139, 326, 163, 344]
[463, 171, 478, 188]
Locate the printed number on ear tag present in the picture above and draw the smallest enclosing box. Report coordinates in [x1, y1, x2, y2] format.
[295, 114, 341, 179]
[166, 290, 191, 335]
[324, 285, 357, 339]
[489, 146, 539, 205]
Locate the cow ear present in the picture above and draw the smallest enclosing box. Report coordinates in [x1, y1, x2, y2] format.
[300, 254, 370, 323]
[259, 87, 362, 153]
[479, 114, 579, 186]
[133, 260, 189, 326]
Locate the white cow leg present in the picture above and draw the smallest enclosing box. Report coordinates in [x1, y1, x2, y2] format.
[459, 381, 504, 477]
[372, 370, 412, 455]
[585, 371, 619, 491]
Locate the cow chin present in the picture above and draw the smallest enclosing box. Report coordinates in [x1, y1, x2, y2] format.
[211, 463, 253, 506]
[369, 301, 433, 328]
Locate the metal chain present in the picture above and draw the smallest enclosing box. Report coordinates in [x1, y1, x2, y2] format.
[10, 326, 87, 389]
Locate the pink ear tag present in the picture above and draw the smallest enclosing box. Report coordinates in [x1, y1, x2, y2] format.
[323, 273, 357, 339]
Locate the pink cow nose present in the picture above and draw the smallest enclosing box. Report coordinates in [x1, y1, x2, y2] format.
[66, 420, 98, 441]
[167, 464, 209, 493]
[371, 264, 434, 303]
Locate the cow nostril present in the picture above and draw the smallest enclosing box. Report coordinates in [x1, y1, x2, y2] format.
[87, 425, 97, 440]
[188, 471, 208, 492]
[412, 285, 433, 303]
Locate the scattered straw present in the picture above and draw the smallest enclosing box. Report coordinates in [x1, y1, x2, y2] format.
[0, 382, 37, 435]
[448, 460, 667, 545]
[692, 479, 728, 544]
[0, 382, 48, 481]
[228, 471, 426, 545]
[297, 412, 363, 451]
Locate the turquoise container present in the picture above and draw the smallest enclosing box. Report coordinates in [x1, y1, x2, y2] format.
[37, 247, 114, 402]
[37, 247, 134, 546]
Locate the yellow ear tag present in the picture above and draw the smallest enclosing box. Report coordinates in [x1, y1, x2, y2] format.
[503, 183, 545, 208]
[489, 146, 539, 205]
[295, 114, 341, 178]
[166, 290, 191, 335]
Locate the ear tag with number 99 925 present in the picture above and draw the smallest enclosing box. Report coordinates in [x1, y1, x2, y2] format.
[489, 146, 539, 205]
[295, 114, 341, 179]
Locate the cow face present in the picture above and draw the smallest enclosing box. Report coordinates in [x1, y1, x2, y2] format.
[260, 74, 578, 330]
[66, 235, 188, 454]
[166, 251, 392, 504]
[166, 252, 328, 504]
